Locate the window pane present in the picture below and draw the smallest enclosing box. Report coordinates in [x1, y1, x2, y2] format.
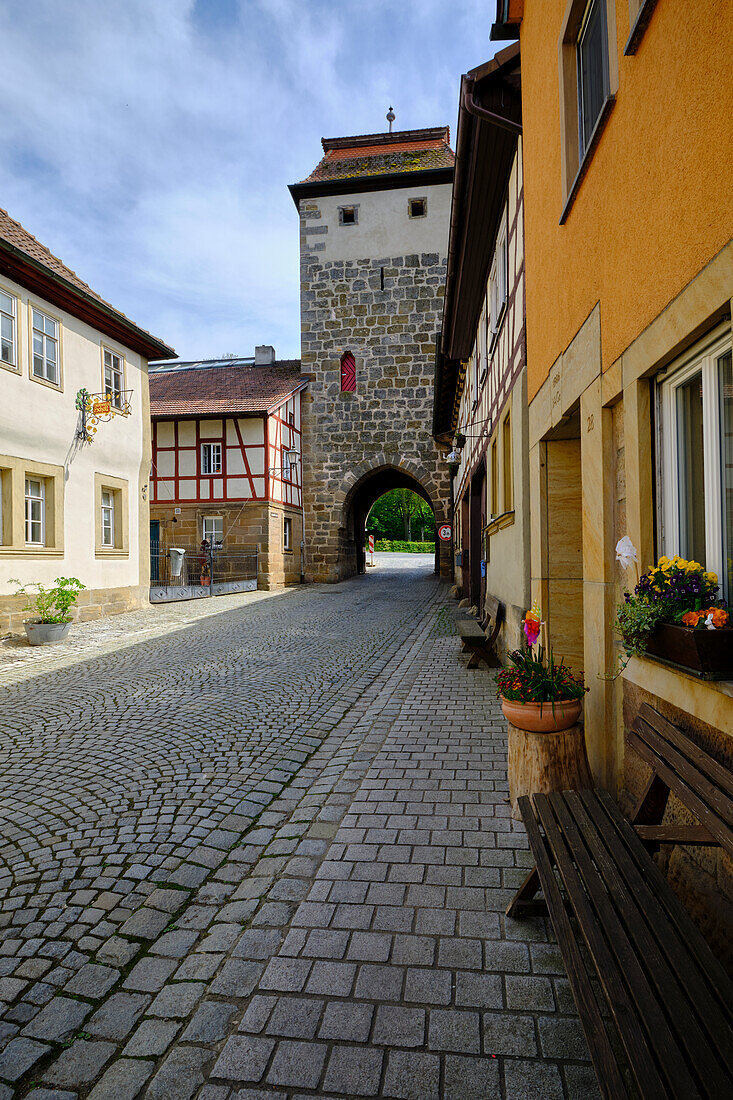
[720, 351, 733, 602]
[578, 0, 608, 154]
[45, 316, 56, 336]
[676, 370, 706, 565]
[0, 291, 11, 313]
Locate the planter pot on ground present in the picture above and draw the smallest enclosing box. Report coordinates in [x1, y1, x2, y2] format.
[500, 695, 583, 732]
[24, 620, 72, 646]
[643, 622, 733, 680]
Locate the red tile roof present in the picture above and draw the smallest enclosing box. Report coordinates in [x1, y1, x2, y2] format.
[149, 360, 307, 417]
[296, 126, 454, 185]
[0, 207, 175, 357]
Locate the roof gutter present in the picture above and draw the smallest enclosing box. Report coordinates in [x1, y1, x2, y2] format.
[463, 77, 522, 135]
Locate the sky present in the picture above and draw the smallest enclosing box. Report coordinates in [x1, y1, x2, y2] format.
[0, 0, 499, 361]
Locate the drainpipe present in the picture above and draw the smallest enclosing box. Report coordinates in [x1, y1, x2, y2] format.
[462, 77, 523, 135]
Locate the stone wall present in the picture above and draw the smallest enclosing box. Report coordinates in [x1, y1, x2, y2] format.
[0, 584, 148, 634]
[298, 198, 452, 582]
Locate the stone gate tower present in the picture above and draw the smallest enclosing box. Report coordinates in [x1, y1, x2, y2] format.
[289, 125, 455, 582]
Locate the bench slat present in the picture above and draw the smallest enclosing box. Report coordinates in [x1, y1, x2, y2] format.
[457, 621, 486, 639]
[628, 728, 733, 854]
[565, 791, 733, 1093]
[516, 797, 629, 1100]
[535, 794, 695, 1100]
[638, 703, 733, 800]
[594, 789, 733, 1024]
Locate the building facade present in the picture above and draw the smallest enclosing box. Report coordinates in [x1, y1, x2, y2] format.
[289, 127, 455, 582]
[434, 46, 530, 659]
[149, 349, 307, 591]
[0, 207, 174, 631]
[492, 0, 732, 958]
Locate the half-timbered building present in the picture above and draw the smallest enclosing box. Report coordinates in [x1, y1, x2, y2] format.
[433, 44, 529, 658]
[149, 347, 308, 590]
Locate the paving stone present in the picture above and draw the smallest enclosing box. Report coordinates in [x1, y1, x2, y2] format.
[0, 1036, 50, 1081]
[264, 997, 323, 1039]
[403, 968, 452, 1005]
[503, 1057, 565, 1100]
[238, 995, 276, 1036]
[538, 1015, 591, 1060]
[174, 953, 223, 981]
[318, 1001, 373, 1042]
[147, 1045, 214, 1099]
[322, 1045, 384, 1096]
[181, 1001, 239, 1043]
[563, 1063, 603, 1100]
[443, 1053, 502, 1100]
[63, 963, 119, 999]
[383, 1050, 440, 1100]
[260, 958, 311, 993]
[25, 1090, 76, 1100]
[354, 963, 404, 1001]
[455, 971, 504, 1009]
[96, 936, 139, 968]
[505, 975, 556, 1012]
[483, 1011, 537, 1056]
[123, 1017, 182, 1057]
[427, 1008, 481, 1053]
[87, 1057, 155, 1100]
[150, 930, 200, 958]
[42, 1039, 116, 1087]
[123, 956, 177, 993]
[147, 981, 205, 1018]
[118, 907, 170, 940]
[209, 960, 264, 998]
[213, 1036, 275, 1082]
[266, 1040, 327, 1089]
[373, 1005, 424, 1047]
[22, 996, 90, 1042]
[304, 961, 355, 997]
[86, 991, 150, 1039]
[233, 930, 284, 960]
[145, 888, 190, 914]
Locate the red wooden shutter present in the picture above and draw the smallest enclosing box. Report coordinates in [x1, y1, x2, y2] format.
[340, 351, 356, 392]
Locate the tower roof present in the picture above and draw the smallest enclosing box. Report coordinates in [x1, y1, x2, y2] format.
[289, 126, 454, 206]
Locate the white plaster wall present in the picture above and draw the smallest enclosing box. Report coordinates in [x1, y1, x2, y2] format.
[0, 274, 147, 595]
[310, 182, 452, 262]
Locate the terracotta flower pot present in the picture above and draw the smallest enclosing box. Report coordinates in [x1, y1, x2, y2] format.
[500, 695, 582, 732]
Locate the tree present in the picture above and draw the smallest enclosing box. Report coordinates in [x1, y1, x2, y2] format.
[366, 489, 434, 541]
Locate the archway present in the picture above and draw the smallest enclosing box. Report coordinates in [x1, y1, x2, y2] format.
[338, 461, 442, 579]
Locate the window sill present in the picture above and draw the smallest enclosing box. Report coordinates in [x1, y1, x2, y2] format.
[484, 510, 515, 535]
[0, 546, 64, 557]
[0, 360, 20, 376]
[560, 94, 616, 226]
[624, 0, 659, 55]
[95, 548, 130, 559]
[30, 373, 63, 392]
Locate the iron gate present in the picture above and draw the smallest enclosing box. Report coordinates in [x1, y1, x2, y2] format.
[149, 542, 258, 603]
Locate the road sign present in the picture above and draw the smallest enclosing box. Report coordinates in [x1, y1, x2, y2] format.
[438, 524, 452, 541]
[368, 534, 375, 553]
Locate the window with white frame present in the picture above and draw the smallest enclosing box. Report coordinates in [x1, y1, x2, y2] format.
[25, 477, 45, 545]
[282, 448, 291, 481]
[284, 517, 292, 551]
[101, 490, 114, 547]
[489, 211, 508, 335]
[201, 442, 222, 475]
[202, 515, 223, 546]
[577, 0, 610, 158]
[32, 308, 59, 384]
[103, 348, 125, 409]
[0, 290, 16, 367]
[658, 327, 733, 603]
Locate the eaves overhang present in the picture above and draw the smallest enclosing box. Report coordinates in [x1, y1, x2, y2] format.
[288, 166, 454, 209]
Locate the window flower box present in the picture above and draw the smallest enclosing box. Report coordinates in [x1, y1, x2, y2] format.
[643, 622, 733, 680]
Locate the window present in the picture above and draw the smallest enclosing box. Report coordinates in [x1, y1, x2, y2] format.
[340, 351, 356, 392]
[201, 442, 222, 475]
[103, 348, 125, 409]
[659, 329, 733, 602]
[491, 439, 499, 516]
[284, 517, 292, 551]
[202, 515, 223, 546]
[577, 0, 610, 158]
[338, 205, 358, 226]
[25, 477, 45, 545]
[101, 490, 114, 547]
[502, 412, 513, 512]
[489, 211, 508, 335]
[408, 197, 427, 219]
[31, 308, 59, 384]
[0, 290, 16, 368]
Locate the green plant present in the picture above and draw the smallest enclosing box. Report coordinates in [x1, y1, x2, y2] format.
[10, 576, 85, 623]
[374, 540, 436, 553]
[497, 645, 587, 708]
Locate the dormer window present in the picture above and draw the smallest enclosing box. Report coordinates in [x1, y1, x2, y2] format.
[408, 197, 427, 218]
[338, 205, 358, 226]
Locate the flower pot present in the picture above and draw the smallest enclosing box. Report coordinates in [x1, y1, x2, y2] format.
[500, 695, 582, 732]
[643, 622, 733, 680]
[24, 620, 72, 646]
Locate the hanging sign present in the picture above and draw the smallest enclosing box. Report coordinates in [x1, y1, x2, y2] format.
[438, 524, 452, 541]
[92, 398, 112, 416]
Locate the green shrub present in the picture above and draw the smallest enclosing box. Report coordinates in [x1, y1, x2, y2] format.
[373, 540, 435, 553]
[10, 577, 85, 623]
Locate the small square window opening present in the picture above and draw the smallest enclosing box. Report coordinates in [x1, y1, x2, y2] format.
[409, 198, 427, 218]
[201, 442, 222, 475]
[338, 206, 357, 226]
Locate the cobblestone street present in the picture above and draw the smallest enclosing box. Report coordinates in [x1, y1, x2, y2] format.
[0, 556, 596, 1099]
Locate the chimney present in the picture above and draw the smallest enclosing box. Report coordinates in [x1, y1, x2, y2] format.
[254, 345, 276, 366]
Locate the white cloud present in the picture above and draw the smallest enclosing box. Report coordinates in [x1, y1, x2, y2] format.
[0, 0, 495, 359]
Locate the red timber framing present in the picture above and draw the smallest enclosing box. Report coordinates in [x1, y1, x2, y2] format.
[150, 392, 302, 508]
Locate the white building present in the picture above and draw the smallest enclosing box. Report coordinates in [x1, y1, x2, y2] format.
[0, 207, 175, 630]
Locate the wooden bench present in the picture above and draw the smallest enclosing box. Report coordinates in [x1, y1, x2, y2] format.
[507, 704, 733, 1099]
[456, 595, 504, 668]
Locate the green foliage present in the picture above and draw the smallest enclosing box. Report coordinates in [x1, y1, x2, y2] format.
[497, 645, 587, 705]
[374, 540, 435, 553]
[366, 489, 434, 541]
[10, 576, 85, 623]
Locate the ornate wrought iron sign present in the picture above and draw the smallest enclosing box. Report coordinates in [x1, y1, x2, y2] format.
[75, 388, 132, 442]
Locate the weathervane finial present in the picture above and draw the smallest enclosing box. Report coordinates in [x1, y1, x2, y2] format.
[386, 105, 395, 133]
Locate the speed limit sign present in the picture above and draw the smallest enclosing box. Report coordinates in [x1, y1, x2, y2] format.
[438, 524, 452, 541]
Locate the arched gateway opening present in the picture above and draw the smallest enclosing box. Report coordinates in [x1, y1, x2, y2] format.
[338, 462, 441, 579]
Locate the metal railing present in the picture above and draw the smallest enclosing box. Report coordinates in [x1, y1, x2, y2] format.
[150, 542, 258, 603]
